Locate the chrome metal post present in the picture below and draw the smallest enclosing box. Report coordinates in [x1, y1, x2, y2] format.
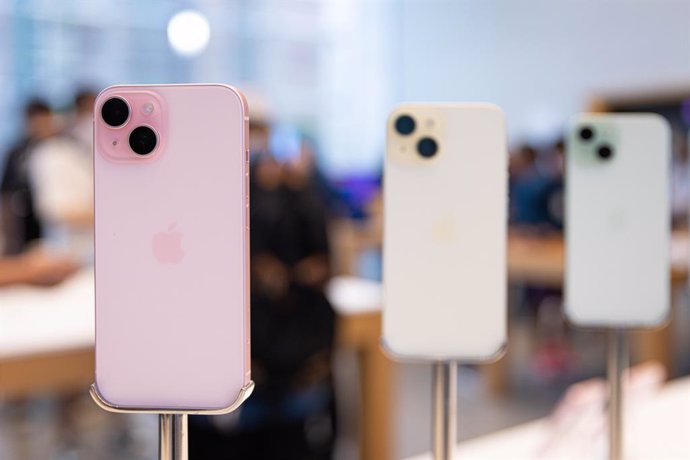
[607, 329, 627, 460]
[160, 413, 188, 460]
[159, 414, 174, 460]
[432, 361, 457, 460]
[173, 414, 189, 460]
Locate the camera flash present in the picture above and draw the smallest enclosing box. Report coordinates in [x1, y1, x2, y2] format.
[142, 102, 155, 115]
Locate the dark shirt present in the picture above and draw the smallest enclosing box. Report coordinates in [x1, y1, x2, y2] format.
[510, 170, 564, 230]
[249, 161, 335, 401]
[1, 139, 42, 254]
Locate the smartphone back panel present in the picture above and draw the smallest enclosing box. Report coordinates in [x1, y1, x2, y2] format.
[383, 103, 507, 360]
[94, 84, 250, 410]
[565, 113, 670, 328]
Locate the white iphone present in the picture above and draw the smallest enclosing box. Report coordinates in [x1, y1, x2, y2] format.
[382, 103, 508, 360]
[565, 113, 671, 328]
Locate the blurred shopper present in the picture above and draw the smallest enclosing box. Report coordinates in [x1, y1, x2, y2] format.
[671, 128, 689, 227]
[190, 122, 336, 460]
[509, 142, 564, 232]
[69, 89, 97, 152]
[0, 99, 54, 255]
[511, 140, 573, 380]
[510, 144, 551, 229]
[28, 91, 95, 262]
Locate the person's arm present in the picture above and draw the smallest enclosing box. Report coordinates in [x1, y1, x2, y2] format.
[0, 251, 78, 287]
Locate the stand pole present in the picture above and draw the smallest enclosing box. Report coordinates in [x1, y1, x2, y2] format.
[607, 329, 627, 460]
[174, 414, 189, 460]
[159, 414, 188, 460]
[432, 361, 457, 460]
[159, 414, 173, 460]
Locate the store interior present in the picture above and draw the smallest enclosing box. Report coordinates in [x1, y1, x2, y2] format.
[0, 1, 689, 459]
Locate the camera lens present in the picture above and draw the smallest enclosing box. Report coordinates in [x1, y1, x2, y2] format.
[579, 126, 594, 141]
[101, 97, 130, 127]
[597, 144, 613, 160]
[394, 115, 416, 135]
[417, 137, 438, 158]
[129, 126, 157, 156]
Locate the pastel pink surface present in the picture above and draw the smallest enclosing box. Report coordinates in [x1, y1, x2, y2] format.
[94, 84, 250, 410]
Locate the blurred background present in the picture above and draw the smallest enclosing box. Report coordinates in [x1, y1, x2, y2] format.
[0, 0, 689, 459]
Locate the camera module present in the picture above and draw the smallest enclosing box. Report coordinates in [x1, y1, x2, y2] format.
[129, 126, 157, 156]
[579, 126, 594, 141]
[394, 115, 416, 136]
[597, 144, 613, 160]
[101, 97, 130, 127]
[417, 137, 438, 158]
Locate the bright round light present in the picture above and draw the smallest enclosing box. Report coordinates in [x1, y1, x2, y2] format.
[167, 10, 210, 57]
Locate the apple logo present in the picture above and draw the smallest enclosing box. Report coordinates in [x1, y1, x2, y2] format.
[152, 222, 185, 264]
[432, 215, 458, 244]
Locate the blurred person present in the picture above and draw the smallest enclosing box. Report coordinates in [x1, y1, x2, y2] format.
[28, 91, 95, 262]
[671, 128, 689, 227]
[0, 99, 54, 255]
[249, 119, 272, 157]
[542, 139, 565, 230]
[0, 249, 77, 287]
[190, 130, 336, 460]
[511, 140, 573, 381]
[509, 144, 550, 228]
[509, 143, 564, 232]
[69, 88, 97, 152]
[292, 136, 344, 217]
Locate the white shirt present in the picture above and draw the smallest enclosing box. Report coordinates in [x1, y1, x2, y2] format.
[29, 135, 93, 262]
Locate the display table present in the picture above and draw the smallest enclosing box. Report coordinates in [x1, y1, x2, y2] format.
[507, 230, 689, 286]
[405, 377, 690, 460]
[507, 230, 689, 374]
[0, 271, 391, 460]
[0, 270, 94, 398]
[1, 232, 687, 460]
[328, 276, 391, 460]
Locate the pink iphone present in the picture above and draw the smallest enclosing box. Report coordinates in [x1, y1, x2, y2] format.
[93, 84, 251, 411]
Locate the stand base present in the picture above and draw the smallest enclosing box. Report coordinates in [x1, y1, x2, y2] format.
[89, 381, 255, 415]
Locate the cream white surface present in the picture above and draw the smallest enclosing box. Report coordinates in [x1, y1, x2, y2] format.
[326, 276, 382, 315]
[383, 103, 507, 360]
[565, 114, 671, 327]
[0, 270, 94, 359]
[405, 378, 690, 460]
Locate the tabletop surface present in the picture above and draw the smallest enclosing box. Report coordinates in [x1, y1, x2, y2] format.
[406, 377, 690, 460]
[1, 232, 687, 360]
[0, 270, 378, 360]
[0, 270, 94, 359]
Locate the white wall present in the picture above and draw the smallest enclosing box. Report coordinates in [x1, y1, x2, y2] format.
[396, 0, 690, 145]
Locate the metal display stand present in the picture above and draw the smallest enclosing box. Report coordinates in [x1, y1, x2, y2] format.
[606, 329, 627, 460]
[90, 381, 255, 460]
[159, 414, 188, 460]
[432, 361, 457, 460]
